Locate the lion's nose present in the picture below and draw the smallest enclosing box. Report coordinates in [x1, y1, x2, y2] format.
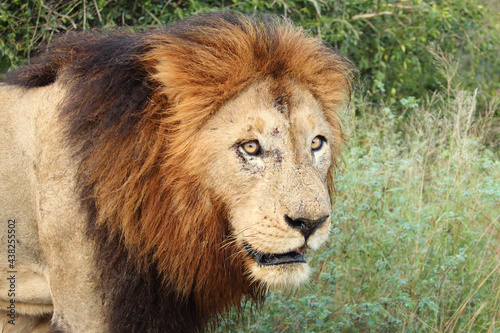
[284, 215, 329, 241]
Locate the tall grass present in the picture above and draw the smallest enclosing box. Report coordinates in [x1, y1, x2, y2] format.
[215, 50, 500, 332]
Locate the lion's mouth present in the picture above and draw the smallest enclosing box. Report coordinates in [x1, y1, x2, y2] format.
[244, 243, 307, 266]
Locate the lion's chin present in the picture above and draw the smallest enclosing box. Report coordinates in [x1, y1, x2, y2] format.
[248, 261, 311, 289]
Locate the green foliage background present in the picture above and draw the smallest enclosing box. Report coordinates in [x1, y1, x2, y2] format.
[1, 1, 499, 332]
[1, 0, 499, 106]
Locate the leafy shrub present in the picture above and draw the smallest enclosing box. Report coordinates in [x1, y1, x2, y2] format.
[1, 0, 499, 107]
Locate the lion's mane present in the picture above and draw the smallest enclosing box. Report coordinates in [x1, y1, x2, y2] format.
[6, 12, 352, 332]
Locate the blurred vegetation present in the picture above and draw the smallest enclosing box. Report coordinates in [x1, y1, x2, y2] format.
[1, 1, 499, 332]
[1, 0, 499, 108]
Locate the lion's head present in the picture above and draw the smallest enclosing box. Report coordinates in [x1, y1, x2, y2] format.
[141, 13, 351, 295]
[6, 11, 352, 330]
[196, 79, 337, 288]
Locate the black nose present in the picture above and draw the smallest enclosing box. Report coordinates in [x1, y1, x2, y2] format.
[284, 215, 329, 241]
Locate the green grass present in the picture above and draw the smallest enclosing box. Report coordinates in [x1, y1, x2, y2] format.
[215, 51, 500, 333]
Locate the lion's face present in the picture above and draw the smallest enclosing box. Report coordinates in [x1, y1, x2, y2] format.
[196, 80, 335, 288]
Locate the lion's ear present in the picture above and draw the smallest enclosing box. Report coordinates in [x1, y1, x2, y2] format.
[5, 59, 60, 88]
[4, 36, 76, 88]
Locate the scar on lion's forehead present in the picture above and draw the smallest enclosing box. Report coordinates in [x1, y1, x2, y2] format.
[244, 117, 265, 133]
[254, 118, 265, 133]
[272, 95, 288, 114]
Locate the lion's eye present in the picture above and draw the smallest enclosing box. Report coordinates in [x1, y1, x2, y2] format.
[311, 136, 325, 152]
[241, 140, 260, 155]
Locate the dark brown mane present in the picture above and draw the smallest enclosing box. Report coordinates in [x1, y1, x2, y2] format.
[6, 11, 353, 332]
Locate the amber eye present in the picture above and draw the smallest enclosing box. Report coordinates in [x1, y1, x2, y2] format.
[311, 136, 325, 151]
[241, 140, 260, 155]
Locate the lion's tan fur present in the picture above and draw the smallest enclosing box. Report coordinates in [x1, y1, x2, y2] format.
[0, 12, 352, 332]
[0, 84, 106, 331]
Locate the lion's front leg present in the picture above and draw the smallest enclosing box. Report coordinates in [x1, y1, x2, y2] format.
[39, 226, 106, 332]
[33, 83, 108, 332]
[35, 161, 108, 332]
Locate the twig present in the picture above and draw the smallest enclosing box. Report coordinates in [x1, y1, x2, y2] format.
[41, 3, 77, 29]
[352, 11, 393, 20]
[93, 0, 102, 23]
[28, 2, 43, 60]
[83, 0, 86, 30]
[308, 0, 322, 18]
[386, 4, 414, 9]
[144, 8, 162, 26]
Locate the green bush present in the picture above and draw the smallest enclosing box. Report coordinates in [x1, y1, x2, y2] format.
[1, 0, 499, 107]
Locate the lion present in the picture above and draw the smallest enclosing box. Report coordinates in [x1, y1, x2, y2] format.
[0, 11, 352, 332]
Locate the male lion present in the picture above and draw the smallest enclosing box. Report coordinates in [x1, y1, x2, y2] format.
[0, 11, 352, 332]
